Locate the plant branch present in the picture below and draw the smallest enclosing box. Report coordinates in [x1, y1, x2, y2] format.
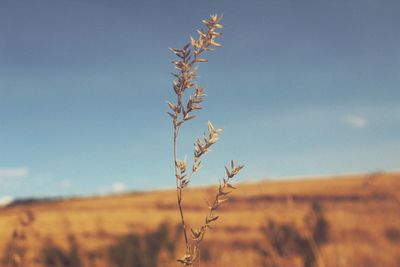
[174, 126, 190, 253]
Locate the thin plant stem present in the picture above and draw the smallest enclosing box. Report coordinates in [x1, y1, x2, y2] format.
[173, 126, 190, 252]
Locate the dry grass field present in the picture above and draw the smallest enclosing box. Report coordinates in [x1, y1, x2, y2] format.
[0, 172, 399, 267]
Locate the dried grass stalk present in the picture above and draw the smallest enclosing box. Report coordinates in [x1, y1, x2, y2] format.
[10, 210, 35, 266]
[167, 14, 244, 266]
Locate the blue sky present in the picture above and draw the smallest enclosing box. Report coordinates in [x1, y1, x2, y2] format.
[1, 0, 399, 201]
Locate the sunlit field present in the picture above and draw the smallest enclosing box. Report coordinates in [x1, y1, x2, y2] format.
[1, 172, 399, 266]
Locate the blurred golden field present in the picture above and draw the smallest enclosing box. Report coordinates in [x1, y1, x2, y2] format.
[0, 172, 399, 267]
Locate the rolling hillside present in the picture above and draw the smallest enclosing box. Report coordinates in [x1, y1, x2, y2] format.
[0, 172, 399, 266]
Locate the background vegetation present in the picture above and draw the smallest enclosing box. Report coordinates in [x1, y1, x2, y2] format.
[0, 172, 399, 266]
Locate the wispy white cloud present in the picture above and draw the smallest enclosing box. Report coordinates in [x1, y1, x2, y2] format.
[0, 167, 29, 178]
[112, 182, 126, 193]
[342, 115, 368, 129]
[0, 196, 14, 206]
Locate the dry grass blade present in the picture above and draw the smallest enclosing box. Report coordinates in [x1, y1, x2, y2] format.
[167, 14, 244, 266]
